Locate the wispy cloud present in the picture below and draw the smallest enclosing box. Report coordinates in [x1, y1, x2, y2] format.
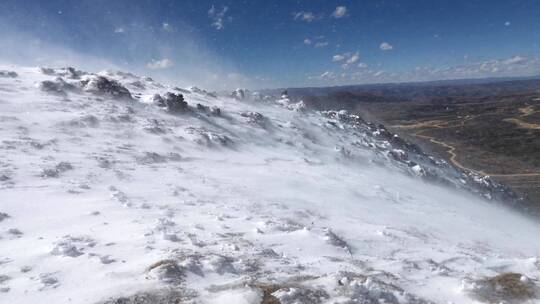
[293, 11, 319, 22]
[162, 22, 173, 32]
[332, 52, 360, 69]
[332, 54, 346, 62]
[314, 41, 329, 48]
[208, 5, 230, 30]
[342, 52, 359, 69]
[147, 58, 173, 70]
[114, 27, 125, 34]
[304, 36, 329, 48]
[332, 6, 348, 18]
[380, 42, 393, 51]
[310, 55, 540, 86]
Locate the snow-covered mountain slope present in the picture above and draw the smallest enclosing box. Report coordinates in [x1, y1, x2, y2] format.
[0, 66, 539, 304]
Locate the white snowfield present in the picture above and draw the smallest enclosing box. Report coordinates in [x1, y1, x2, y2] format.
[0, 66, 539, 304]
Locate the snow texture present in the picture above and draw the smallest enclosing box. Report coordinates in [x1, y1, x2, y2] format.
[0, 65, 539, 304]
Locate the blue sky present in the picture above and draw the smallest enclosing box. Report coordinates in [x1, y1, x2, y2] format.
[0, 0, 539, 89]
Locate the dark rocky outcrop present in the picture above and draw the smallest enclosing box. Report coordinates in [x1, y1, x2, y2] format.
[0, 70, 17, 78]
[82, 76, 132, 100]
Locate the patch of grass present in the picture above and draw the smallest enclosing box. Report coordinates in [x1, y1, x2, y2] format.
[472, 273, 538, 303]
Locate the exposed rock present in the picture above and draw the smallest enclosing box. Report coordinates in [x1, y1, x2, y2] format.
[163, 92, 188, 112]
[40, 168, 60, 178]
[135, 152, 168, 165]
[0, 212, 9, 222]
[39, 273, 59, 288]
[82, 76, 132, 99]
[50, 235, 96, 257]
[231, 88, 247, 100]
[0, 70, 17, 78]
[98, 290, 188, 304]
[40, 162, 73, 178]
[186, 127, 233, 147]
[323, 228, 352, 255]
[241, 111, 267, 127]
[0, 275, 11, 284]
[189, 86, 217, 98]
[196, 103, 221, 116]
[147, 260, 184, 285]
[7, 228, 23, 237]
[55, 161, 73, 172]
[272, 286, 329, 304]
[39, 77, 78, 95]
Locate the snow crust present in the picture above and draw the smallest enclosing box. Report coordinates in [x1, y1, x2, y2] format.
[0, 66, 539, 303]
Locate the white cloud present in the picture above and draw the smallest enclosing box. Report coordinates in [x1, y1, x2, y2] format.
[304, 36, 328, 48]
[114, 27, 125, 34]
[318, 71, 336, 79]
[346, 52, 359, 64]
[332, 54, 346, 62]
[208, 5, 230, 30]
[162, 22, 173, 32]
[341, 52, 360, 69]
[380, 42, 393, 51]
[332, 52, 360, 69]
[309, 55, 540, 86]
[147, 58, 173, 70]
[332, 6, 348, 18]
[293, 11, 318, 22]
[504, 21, 511, 26]
[504, 55, 526, 65]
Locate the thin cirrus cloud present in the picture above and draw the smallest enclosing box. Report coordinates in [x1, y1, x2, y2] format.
[310, 55, 540, 85]
[208, 5, 230, 30]
[304, 36, 329, 48]
[293, 11, 319, 22]
[147, 58, 173, 70]
[294, 6, 348, 22]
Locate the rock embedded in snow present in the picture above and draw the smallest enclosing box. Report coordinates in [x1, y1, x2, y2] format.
[39, 77, 78, 95]
[463, 273, 539, 304]
[38, 273, 59, 289]
[272, 287, 329, 304]
[240, 111, 267, 127]
[50, 235, 96, 257]
[81, 76, 132, 99]
[0, 212, 9, 222]
[162, 92, 188, 112]
[231, 88, 247, 100]
[0, 70, 17, 78]
[147, 260, 184, 285]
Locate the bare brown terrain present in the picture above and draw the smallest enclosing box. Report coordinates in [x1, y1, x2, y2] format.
[357, 94, 540, 209]
[291, 78, 540, 210]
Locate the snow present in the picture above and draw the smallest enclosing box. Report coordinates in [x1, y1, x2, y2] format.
[0, 65, 539, 303]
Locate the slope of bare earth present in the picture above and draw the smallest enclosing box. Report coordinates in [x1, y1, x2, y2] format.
[356, 93, 540, 211]
[288, 79, 540, 212]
